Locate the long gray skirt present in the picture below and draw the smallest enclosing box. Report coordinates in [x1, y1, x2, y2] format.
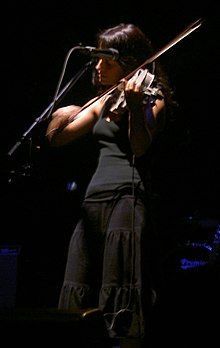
[58, 191, 157, 339]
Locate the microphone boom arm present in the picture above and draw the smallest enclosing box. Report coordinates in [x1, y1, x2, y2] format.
[7, 59, 95, 157]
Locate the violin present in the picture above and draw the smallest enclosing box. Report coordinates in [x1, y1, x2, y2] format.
[108, 67, 163, 115]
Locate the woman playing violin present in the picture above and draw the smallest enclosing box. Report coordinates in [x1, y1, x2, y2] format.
[46, 23, 176, 347]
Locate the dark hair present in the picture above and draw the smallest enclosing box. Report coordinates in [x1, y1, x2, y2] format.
[97, 23, 153, 74]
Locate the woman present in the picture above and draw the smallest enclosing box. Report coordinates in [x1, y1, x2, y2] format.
[46, 23, 175, 347]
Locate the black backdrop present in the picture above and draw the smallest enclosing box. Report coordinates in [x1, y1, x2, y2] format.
[1, 1, 219, 312]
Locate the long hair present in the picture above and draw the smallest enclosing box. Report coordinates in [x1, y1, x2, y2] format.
[97, 23, 153, 74]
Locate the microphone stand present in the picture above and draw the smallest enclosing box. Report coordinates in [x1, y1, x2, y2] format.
[6, 59, 96, 182]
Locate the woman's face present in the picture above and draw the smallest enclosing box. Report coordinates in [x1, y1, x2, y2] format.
[95, 58, 124, 86]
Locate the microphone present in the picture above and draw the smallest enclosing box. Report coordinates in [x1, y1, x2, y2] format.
[77, 46, 119, 60]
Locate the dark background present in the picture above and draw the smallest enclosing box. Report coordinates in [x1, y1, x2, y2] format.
[1, 1, 219, 327]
